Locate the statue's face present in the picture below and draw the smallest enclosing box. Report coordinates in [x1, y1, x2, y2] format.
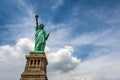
[39, 24, 44, 29]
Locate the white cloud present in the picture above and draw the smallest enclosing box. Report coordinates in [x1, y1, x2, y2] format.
[18, 0, 35, 18]
[47, 46, 80, 73]
[47, 47, 120, 80]
[0, 38, 34, 80]
[51, 0, 64, 11]
[0, 38, 34, 63]
[76, 53, 120, 80]
[71, 29, 120, 47]
[0, 38, 80, 80]
[47, 27, 71, 48]
[46, 28, 120, 80]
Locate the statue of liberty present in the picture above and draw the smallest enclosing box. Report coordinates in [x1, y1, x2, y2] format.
[34, 15, 50, 52]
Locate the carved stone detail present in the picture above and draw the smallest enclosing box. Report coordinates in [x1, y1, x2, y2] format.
[20, 52, 48, 80]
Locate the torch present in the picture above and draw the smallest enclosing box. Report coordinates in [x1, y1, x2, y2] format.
[35, 14, 39, 27]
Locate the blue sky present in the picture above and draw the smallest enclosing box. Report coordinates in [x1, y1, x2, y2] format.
[0, 0, 120, 80]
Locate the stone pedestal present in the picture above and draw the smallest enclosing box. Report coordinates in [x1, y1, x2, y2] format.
[20, 52, 48, 80]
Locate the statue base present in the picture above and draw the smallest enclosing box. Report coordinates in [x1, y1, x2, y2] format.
[20, 52, 48, 80]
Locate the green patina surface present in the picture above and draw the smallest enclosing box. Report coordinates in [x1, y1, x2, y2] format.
[33, 15, 50, 53]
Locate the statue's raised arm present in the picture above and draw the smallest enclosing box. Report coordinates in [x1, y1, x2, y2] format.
[35, 15, 39, 31]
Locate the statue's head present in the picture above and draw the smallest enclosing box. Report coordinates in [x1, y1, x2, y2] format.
[39, 23, 44, 29]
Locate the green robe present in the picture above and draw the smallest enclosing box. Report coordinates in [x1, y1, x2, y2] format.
[34, 25, 49, 52]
